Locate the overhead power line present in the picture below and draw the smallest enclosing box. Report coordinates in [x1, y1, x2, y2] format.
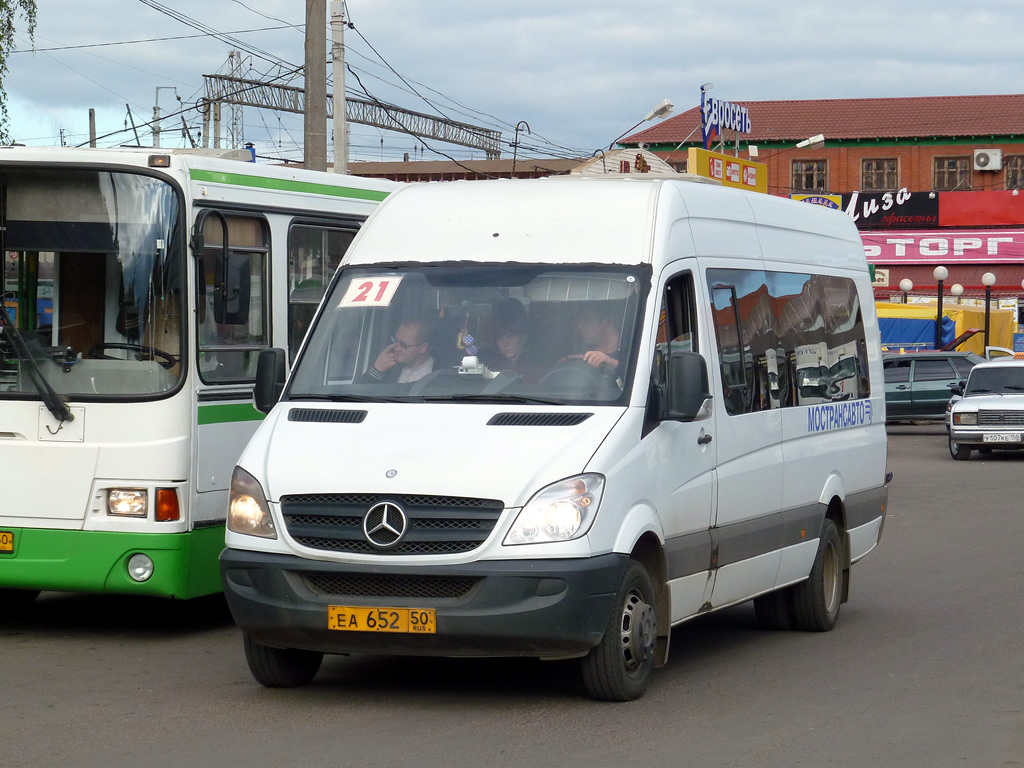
[203, 73, 503, 158]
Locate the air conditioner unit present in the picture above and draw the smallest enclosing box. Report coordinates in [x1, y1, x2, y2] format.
[973, 149, 1002, 171]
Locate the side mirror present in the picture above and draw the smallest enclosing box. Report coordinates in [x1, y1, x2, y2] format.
[253, 348, 287, 414]
[666, 350, 712, 420]
[949, 383, 964, 397]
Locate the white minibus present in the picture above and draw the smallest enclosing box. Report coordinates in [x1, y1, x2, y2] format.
[221, 175, 890, 700]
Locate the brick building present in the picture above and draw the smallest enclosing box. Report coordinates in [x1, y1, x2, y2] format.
[621, 94, 1024, 308]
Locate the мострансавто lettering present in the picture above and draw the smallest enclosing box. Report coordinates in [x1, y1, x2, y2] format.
[807, 400, 874, 432]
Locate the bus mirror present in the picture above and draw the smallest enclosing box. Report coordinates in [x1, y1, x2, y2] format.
[666, 350, 712, 420]
[254, 348, 287, 414]
[214, 252, 251, 325]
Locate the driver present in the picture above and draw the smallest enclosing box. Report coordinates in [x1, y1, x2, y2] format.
[575, 304, 623, 372]
[364, 318, 434, 383]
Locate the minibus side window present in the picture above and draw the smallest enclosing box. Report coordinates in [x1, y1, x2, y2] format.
[651, 272, 697, 410]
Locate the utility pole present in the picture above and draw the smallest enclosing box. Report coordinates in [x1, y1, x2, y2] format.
[89, 109, 96, 147]
[304, 0, 328, 171]
[330, 0, 347, 173]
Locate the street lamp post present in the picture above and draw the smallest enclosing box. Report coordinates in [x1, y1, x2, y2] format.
[933, 266, 948, 349]
[899, 278, 914, 304]
[950, 283, 964, 304]
[608, 98, 674, 151]
[982, 272, 996, 351]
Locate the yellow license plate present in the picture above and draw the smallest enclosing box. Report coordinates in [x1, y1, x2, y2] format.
[0, 530, 12, 554]
[328, 605, 436, 634]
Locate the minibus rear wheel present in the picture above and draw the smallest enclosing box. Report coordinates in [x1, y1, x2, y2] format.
[580, 560, 657, 701]
[243, 631, 323, 687]
[792, 518, 842, 632]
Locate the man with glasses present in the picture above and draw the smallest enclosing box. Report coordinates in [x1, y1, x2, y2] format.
[364, 318, 435, 383]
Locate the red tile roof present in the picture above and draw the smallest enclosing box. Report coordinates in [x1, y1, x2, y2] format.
[623, 94, 1024, 145]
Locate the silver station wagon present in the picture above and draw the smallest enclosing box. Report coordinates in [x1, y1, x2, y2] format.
[948, 360, 1024, 460]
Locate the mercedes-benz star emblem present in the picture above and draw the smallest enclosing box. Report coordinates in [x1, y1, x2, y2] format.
[363, 502, 408, 549]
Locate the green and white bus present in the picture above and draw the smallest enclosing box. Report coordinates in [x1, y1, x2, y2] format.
[0, 147, 398, 606]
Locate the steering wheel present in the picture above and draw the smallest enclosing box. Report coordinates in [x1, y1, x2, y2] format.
[88, 343, 179, 370]
[537, 357, 620, 396]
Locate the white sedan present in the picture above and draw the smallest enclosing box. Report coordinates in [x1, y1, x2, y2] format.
[948, 359, 1024, 460]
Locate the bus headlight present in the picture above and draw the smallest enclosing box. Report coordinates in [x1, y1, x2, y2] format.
[953, 412, 978, 426]
[504, 474, 604, 546]
[108, 489, 148, 517]
[228, 467, 277, 539]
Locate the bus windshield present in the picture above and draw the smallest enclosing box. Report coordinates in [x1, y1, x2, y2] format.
[0, 167, 184, 399]
[287, 264, 647, 405]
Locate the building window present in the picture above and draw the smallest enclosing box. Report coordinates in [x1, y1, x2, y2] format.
[1007, 156, 1024, 189]
[791, 160, 827, 192]
[669, 160, 687, 173]
[933, 157, 971, 191]
[861, 158, 898, 190]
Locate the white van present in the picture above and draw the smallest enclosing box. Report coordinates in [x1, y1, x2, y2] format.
[220, 176, 890, 700]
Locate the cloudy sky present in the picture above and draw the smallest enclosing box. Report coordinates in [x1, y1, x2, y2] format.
[4, 0, 1022, 165]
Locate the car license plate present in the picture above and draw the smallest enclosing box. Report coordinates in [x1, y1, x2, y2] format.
[0, 530, 13, 554]
[983, 433, 1021, 443]
[328, 605, 436, 634]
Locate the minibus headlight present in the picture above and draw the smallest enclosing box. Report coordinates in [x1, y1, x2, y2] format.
[953, 412, 978, 426]
[228, 467, 277, 539]
[504, 474, 604, 546]
[108, 489, 148, 517]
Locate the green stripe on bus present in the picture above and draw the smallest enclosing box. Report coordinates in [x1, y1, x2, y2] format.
[198, 402, 265, 425]
[189, 168, 391, 201]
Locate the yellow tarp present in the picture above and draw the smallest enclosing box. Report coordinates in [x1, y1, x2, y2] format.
[875, 301, 1016, 355]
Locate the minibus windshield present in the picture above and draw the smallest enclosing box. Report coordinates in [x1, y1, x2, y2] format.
[288, 264, 648, 405]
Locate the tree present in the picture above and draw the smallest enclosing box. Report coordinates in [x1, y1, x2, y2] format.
[0, 1, 37, 144]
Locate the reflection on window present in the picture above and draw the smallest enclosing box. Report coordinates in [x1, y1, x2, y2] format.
[287, 224, 357, 360]
[1, 169, 184, 398]
[287, 264, 647, 405]
[708, 268, 869, 415]
[197, 213, 269, 382]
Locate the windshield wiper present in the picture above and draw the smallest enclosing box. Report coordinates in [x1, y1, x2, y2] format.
[288, 393, 407, 404]
[0, 303, 74, 423]
[418, 393, 569, 405]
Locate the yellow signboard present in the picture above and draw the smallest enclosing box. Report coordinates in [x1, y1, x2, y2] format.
[687, 147, 767, 194]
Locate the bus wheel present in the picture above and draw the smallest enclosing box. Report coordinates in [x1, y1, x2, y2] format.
[949, 436, 972, 461]
[581, 560, 657, 701]
[792, 519, 842, 632]
[243, 632, 323, 688]
[754, 588, 794, 630]
[0, 589, 40, 620]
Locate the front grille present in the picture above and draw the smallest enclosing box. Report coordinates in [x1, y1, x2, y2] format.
[979, 410, 1024, 427]
[305, 572, 478, 599]
[281, 493, 503, 555]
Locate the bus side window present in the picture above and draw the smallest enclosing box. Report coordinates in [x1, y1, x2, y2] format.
[197, 213, 269, 382]
[287, 224, 357, 362]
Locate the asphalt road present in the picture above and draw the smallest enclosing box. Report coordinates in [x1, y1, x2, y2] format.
[3, 423, 1023, 768]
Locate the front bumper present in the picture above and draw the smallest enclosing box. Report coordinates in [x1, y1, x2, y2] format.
[949, 427, 1024, 448]
[220, 548, 628, 658]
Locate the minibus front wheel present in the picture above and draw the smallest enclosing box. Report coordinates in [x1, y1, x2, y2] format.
[580, 559, 657, 701]
[243, 632, 323, 688]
